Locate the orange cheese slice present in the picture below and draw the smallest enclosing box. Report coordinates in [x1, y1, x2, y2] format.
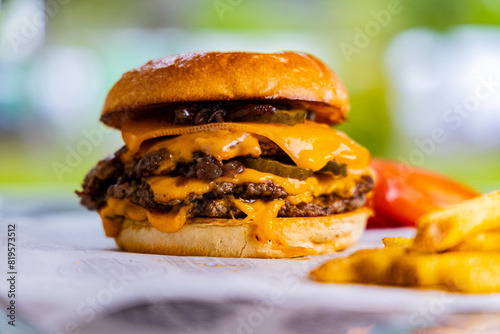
[140, 129, 262, 174]
[99, 197, 192, 236]
[122, 119, 369, 171]
[147, 168, 364, 203]
[97, 197, 316, 256]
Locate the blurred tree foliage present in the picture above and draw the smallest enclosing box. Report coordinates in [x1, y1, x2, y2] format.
[1, 0, 499, 192]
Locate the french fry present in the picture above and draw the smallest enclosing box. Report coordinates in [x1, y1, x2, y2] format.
[412, 191, 500, 252]
[311, 190, 500, 293]
[353, 249, 404, 285]
[310, 248, 405, 285]
[310, 256, 356, 283]
[393, 253, 500, 292]
[390, 254, 441, 287]
[313, 250, 500, 293]
[450, 230, 500, 252]
[382, 237, 413, 249]
[439, 254, 500, 293]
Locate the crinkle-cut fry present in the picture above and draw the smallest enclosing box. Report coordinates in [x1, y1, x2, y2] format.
[412, 191, 500, 252]
[450, 230, 500, 252]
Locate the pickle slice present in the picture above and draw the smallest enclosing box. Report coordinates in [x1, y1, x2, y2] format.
[241, 158, 348, 179]
[241, 109, 307, 126]
[318, 160, 347, 177]
[241, 157, 314, 180]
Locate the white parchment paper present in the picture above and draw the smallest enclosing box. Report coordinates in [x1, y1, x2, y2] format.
[1, 211, 499, 334]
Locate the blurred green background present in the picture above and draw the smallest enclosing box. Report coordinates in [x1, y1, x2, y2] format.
[1, 0, 500, 201]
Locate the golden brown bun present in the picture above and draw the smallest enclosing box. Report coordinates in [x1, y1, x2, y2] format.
[101, 51, 349, 128]
[115, 208, 371, 258]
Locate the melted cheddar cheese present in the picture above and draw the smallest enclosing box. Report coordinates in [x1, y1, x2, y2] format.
[122, 119, 369, 171]
[147, 168, 364, 203]
[98, 197, 317, 256]
[231, 197, 285, 244]
[142, 129, 261, 174]
[99, 197, 192, 237]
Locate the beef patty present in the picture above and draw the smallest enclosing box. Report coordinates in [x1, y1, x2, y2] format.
[76, 146, 374, 219]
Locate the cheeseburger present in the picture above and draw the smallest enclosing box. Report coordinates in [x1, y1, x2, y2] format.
[77, 51, 374, 258]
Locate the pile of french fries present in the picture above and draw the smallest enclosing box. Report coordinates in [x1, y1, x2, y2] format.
[311, 191, 500, 293]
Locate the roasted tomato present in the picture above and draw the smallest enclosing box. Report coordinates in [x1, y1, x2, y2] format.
[368, 158, 480, 228]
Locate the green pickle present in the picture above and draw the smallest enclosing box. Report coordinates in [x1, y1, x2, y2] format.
[241, 158, 347, 180]
[243, 109, 307, 126]
[318, 160, 348, 177]
[241, 158, 313, 180]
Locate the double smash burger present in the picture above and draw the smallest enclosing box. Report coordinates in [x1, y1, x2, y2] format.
[77, 51, 374, 258]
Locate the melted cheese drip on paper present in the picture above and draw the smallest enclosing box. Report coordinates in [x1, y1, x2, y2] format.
[122, 119, 369, 171]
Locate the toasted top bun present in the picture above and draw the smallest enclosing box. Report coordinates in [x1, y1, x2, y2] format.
[101, 51, 349, 129]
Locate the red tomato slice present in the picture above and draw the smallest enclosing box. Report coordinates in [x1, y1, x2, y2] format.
[367, 158, 480, 228]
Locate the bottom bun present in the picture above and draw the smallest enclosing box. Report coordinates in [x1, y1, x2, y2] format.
[115, 207, 371, 258]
